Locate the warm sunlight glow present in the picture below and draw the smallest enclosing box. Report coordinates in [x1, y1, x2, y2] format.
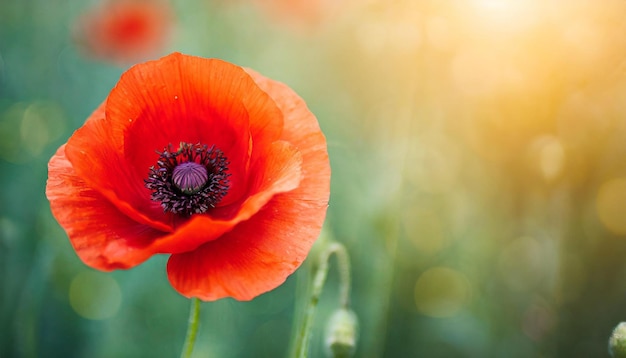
[470, 0, 539, 29]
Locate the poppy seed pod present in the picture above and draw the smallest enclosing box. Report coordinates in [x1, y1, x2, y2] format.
[325, 308, 358, 358]
[610, 322, 626, 358]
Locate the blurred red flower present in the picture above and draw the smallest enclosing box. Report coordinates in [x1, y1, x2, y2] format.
[74, 0, 172, 64]
[46, 52, 330, 301]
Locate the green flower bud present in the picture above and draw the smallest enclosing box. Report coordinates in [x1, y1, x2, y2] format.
[325, 308, 358, 358]
[609, 322, 626, 358]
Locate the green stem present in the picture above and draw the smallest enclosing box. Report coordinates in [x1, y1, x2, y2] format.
[293, 241, 352, 358]
[180, 297, 201, 358]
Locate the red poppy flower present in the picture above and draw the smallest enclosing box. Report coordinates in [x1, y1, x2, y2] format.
[74, 0, 172, 64]
[46, 52, 330, 301]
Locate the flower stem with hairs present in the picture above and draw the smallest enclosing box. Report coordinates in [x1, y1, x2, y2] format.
[180, 298, 201, 358]
[292, 240, 353, 358]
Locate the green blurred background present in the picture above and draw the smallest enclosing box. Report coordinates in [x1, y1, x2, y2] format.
[4, 0, 626, 357]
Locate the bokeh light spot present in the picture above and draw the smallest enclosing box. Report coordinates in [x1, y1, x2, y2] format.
[0, 102, 28, 162]
[498, 236, 547, 292]
[0, 217, 20, 247]
[596, 178, 626, 235]
[403, 209, 446, 255]
[21, 101, 67, 157]
[69, 271, 122, 320]
[538, 138, 565, 181]
[0, 101, 67, 162]
[521, 299, 557, 342]
[528, 136, 565, 181]
[406, 146, 458, 194]
[414, 267, 471, 318]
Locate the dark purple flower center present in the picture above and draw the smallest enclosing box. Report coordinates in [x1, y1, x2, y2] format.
[172, 162, 208, 194]
[145, 142, 230, 216]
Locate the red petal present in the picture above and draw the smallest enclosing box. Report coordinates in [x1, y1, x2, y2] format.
[65, 103, 173, 232]
[46, 145, 164, 270]
[167, 193, 322, 300]
[166, 72, 330, 301]
[247, 68, 330, 202]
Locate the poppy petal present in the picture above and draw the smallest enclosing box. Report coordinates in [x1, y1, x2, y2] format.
[248, 68, 331, 206]
[166, 191, 327, 300]
[46, 145, 164, 270]
[246, 68, 328, 164]
[166, 73, 330, 301]
[64, 104, 173, 232]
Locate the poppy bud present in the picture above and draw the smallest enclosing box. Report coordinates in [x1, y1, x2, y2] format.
[325, 308, 358, 358]
[610, 322, 626, 358]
